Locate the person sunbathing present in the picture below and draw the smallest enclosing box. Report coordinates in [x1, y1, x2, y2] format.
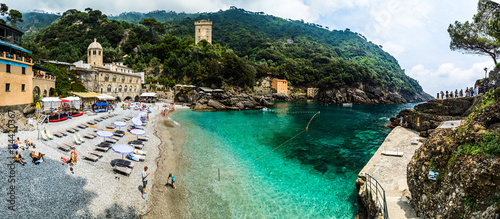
[25, 140, 36, 149]
[30, 151, 46, 164]
[13, 137, 22, 149]
[13, 151, 25, 165]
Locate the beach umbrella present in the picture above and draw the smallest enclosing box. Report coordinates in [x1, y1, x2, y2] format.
[96, 130, 113, 142]
[137, 112, 147, 118]
[130, 129, 145, 140]
[131, 117, 142, 127]
[112, 144, 134, 161]
[113, 121, 127, 130]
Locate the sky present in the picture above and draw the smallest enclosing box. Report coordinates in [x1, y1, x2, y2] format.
[4, 0, 499, 96]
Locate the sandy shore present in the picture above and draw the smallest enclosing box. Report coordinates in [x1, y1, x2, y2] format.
[0, 103, 186, 217]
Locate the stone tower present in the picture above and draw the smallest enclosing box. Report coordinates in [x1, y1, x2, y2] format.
[87, 38, 103, 67]
[195, 20, 212, 44]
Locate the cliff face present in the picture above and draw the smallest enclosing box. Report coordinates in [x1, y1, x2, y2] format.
[388, 97, 482, 137]
[316, 86, 433, 104]
[407, 101, 500, 218]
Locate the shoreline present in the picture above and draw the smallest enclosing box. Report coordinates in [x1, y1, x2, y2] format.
[143, 108, 190, 218]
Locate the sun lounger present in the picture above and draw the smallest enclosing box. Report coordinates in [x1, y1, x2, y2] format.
[41, 130, 49, 141]
[138, 136, 149, 141]
[95, 145, 110, 152]
[57, 144, 71, 151]
[84, 133, 95, 139]
[114, 132, 125, 137]
[73, 135, 82, 145]
[114, 165, 132, 176]
[128, 154, 145, 161]
[106, 125, 115, 129]
[45, 130, 54, 139]
[116, 159, 135, 168]
[77, 124, 87, 129]
[77, 133, 86, 143]
[110, 136, 120, 141]
[60, 131, 69, 136]
[133, 149, 147, 156]
[89, 150, 104, 157]
[98, 142, 111, 147]
[131, 144, 143, 150]
[53, 132, 63, 138]
[66, 128, 75, 133]
[105, 138, 117, 144]
[83, 154, 99, 162]
[64, 142, 76, 149]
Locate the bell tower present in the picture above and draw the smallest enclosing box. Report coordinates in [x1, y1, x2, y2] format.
[195, 20, 212, 44]
[87, 38, 103, 67]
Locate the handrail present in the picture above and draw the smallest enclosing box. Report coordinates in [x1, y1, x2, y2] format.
[365, 173, 389, 219]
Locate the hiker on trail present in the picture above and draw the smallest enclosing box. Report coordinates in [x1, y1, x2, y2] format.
[440, 91, 444, 99]
[459, 89, 463, 98]
[436, 93, 439, 99]
[445, 91, 449, 99]
[142, 166, 149, 199]
[455, 89, 458, 98]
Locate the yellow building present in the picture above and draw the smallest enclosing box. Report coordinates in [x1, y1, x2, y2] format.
[75, 39, 143, 102]
[195, 20, 212, 44]
[307, 88, 319, 98]
[0, 23, 35, 109]
[272, 79, 288, 94]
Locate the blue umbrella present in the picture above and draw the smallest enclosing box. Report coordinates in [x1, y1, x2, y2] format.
[138, 112, 147, 118]
[96, 130, 113, 142]
[112, 144, 134, 160]
[130, 129, 146, 140]
[113, 121, 126, 130]
[131, 117, 142, 127]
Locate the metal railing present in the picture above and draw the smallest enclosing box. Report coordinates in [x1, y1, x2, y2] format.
[365, 173, 389, 219]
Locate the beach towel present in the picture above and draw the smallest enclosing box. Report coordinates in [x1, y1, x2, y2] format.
[128, 154, 140, 161]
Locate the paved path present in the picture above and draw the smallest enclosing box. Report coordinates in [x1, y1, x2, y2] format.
[437, 120, 462, 129]
[359, 126, 422, 219]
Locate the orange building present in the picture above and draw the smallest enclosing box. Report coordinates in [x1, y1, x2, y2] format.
[272, 79, 288, 94]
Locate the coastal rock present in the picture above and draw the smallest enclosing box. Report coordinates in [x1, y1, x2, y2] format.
[192, 103, 215, 111]
[207, 99, 226, 110]
[0, 110, 35, 132]
[407, 102, 500, 218]
[316, 86, 429, 104]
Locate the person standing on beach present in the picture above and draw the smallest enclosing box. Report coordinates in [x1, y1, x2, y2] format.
[168, 173, 176, 189]
[142, 166, 149, 199]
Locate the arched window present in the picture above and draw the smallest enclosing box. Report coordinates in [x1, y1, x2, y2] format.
[119, 85, 122, 92]
[107, 84, 112, 92]
[93, 50, 96, 55]
[99, 51, 101, 55]
[113, 75, 117, 82]
[122, 77, 125, 83]
[124, 85, 128, 92]
[104, 74, 109, 81]
[89, 51, 91, 56]
[134, 86, 137, 92]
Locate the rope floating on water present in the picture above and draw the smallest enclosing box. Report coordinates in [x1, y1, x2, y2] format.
[222, 111, 320, 180]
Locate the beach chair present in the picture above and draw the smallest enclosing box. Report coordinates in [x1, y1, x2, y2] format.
[45, 130, 54, 140]
[53, 132, 63, 138]
[106, 124, 115, 129]
[89, 150, 104, 157]
[98, 142, 111, 147]
[73, 135, 82, 145]
[77, 124, 87, 129]
[133, 149, 147, 156]
[114, 165, 132, 176]
[41, 130, 49, 141]
[138, 136, 149, 141]
[105, 138, 117, 144]
[131, 144, 143, 150]
[83, 154, 99, 162]
[66, 128, 75, 133]
[57, 144, 71, 151]
[113, 131, 125, 137]
[128, 153, 145, 162]
[95, 145, 110, 152]
[76, 133, 85, 143]
[64, 142, 76, 149]
[116, 159, 135, 168]
[60, 131, 69, 136]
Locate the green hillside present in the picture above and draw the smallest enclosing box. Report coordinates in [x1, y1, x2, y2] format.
[18, 11, 59, 38]
[23, 8, 423, 95]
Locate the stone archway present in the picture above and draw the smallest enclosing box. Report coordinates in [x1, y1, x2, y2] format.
[134, 95, 140, 102]
[43, 90, 48, 97]
[49, 88, 56, 97]
[33, 86, 40, 97]
[115, 97, 122, 102]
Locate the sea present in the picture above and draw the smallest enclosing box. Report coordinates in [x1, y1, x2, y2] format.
[169, 101, 418, 218]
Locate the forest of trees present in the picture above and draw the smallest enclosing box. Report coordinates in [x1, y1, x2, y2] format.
[22, 7, 423, 95]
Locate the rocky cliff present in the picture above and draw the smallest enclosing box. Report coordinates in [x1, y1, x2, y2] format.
[316, 86, 433, 104]
[189, 90, 275, 111]
[388, 96, 482, 137]
[405, 88, 500, 218]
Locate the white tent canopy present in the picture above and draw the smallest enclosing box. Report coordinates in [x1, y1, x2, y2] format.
[140, 93, 157, 97]
[41, 97, 61, 111]
[62, 96, 81, 109]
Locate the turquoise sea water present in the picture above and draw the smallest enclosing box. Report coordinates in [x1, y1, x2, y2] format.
[170, 102, 417, 218]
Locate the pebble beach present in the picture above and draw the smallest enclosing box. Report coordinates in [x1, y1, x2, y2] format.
[0, 103, 188, 218]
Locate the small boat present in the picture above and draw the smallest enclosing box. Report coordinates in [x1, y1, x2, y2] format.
[50, 117, 69, 122]
[342, 103, 353, 107]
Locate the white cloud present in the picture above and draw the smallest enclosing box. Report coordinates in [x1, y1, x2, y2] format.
[408, 61, 492, 96]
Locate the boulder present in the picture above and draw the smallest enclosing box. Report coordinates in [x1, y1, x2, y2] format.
[207, 99, 226, 110]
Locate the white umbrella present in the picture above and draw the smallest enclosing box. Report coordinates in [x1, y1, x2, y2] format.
[130, 129, 145, 140]
[131, 117, 142, 127]
[96, 130, 113, 142]
[112, 144, 134, 161]
[113, 121, 127, 130]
